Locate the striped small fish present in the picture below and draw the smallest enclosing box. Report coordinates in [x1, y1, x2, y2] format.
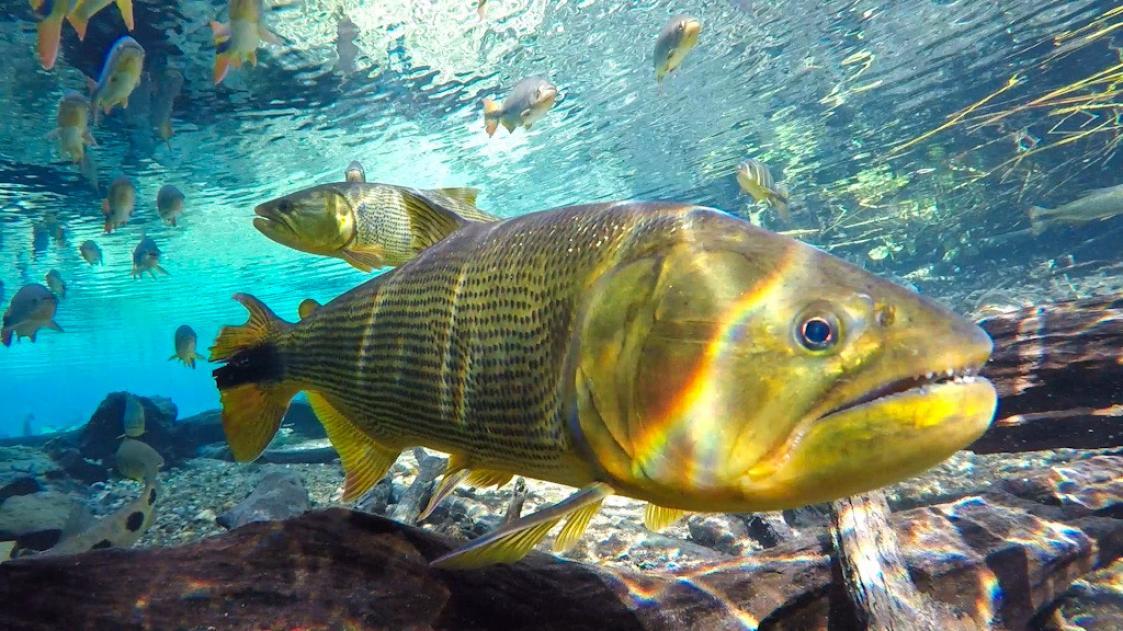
[737, 159, 791, 221]
[212, 201, 996, 569]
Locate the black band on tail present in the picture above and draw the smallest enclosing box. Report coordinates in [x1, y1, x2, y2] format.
[213, 343, 284, 390]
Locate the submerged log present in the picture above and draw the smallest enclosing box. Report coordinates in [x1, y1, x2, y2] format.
[0, 457, 1118, 630]
[974, 295, 1123, 453]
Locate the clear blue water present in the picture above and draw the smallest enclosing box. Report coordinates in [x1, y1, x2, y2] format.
[1, 0, 1120, 431]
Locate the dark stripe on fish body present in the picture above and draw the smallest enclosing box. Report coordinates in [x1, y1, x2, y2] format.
[279, 202, 697, 472]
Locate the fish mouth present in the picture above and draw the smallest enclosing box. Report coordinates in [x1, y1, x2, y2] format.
[253, 205, 293, 235]
[818, 365, 983, 421]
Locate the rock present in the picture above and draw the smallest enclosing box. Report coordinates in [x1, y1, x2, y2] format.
[194, 509, 217, 523]
[195, 443, 231, 461]
[280, 400, 326, 439]
[49, 448, 107, 485]
[216, 470, 310, 530]
[999, 455, 1122, 517]
[1040, 557, 1123, 630]
[73, 392, 179, 466]
[686, 514, 750, 555]
[745, 511, 795, 549]
[171, 409, 225, 453]
[260, 444, 339, 464]
[2, 478, 1114, 631]
[387, 448, 445, 525]
[355, 477, 396, 515]
[974, 295, 1123, 453]
[0, 491, 92, 552]
[0, 446, 58, 502]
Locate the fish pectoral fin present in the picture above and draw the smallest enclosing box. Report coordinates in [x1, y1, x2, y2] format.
[339, 248, 382, 272]
[430, 483, 612, 570]
[167, 353, 178, 362]
[258, 25, 282, 45]
[45, 320, 63, 333]
[418, 456, 471, 522]
[501, 118, 518, 133]
[45, 128, 59, 140]
[643, 503, 691, 531]
[552, 495, 605, 553]
[430, 187, 480, 208]
[464, 468, 513, 489]
[306, 391, 399, 502]
[401, 191, 469, 254]
[210, 21, 231, 44]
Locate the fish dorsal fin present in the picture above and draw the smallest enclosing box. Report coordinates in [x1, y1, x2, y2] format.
[464, 468, 513, 489]
[552, 495, 605, 553]
[644, 503, 691, 531]
[402, 190, 468, 254]
[431, 187, 479, 207]
[306, 391, 400, 501]
[430, 483, 612, 569]
[418, 454, 471, 521]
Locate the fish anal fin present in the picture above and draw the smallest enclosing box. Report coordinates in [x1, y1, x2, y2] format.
[464, 468, 513, 489]
[219, 382, 296, 462]
[339, 248, 383, 272]
[643, 503, 691, 531]
[552, 496, 604, 553]
[430, 483, 611, 570]
[402, 191, 468, 254]
[418, 455, 471, 521]
[306, 391, 399, 502]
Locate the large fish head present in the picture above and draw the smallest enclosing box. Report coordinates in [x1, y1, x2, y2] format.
[253, 184, 356, 256]
[572, 208, 996, 512]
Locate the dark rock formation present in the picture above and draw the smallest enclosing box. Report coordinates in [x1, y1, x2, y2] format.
[0, 453, 1117, 631]
[171, 409, 226, 452]
[70, 393, 179, 465]
[974, 295, 1123, 453]
[215, 470, 310, 530]
[0, 447, 57, 502]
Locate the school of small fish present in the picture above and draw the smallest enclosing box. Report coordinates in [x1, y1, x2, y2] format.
[3, 3, 1031, 572]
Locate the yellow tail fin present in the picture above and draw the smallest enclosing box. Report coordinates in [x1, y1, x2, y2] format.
[482, 98, 502, 137]
[210, 294, 297, 462]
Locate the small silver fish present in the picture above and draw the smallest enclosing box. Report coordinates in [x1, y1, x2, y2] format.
[79, 239, 103, 265]
[482, 77, 558, 137]
[736, 159, 791, 222]
[170, 324, 206, 368]
[121, 395, 145, 438]
[116, 437, 163, 481]
[345, 161, 366, 183]
[156, 184, 185, 226]
[103, 176, 136, 233]
[1029, 183, 1123, 235]
[2, 284, 62, 347]
[44, 270, 66, 299]
[87, 36, 145, 121]
[336, 12, 359, 75]
[132, 236, 168, 279]
[654, 15, 702, 83]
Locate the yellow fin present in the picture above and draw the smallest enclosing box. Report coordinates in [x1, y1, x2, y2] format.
[552, 496, 604, 553]
[431, 187, 479, 207]
[306, 391, 399, 502]
[430, 483, 611, 570]
[643, 503, 691, 531]
[402, 190, 468, 254]
[339, 248, 383, 272]
[418, 455, 470, 521]
[219, 383, 297, 462]
[464, 469, 513, 489]
[209, 293, 292, 362]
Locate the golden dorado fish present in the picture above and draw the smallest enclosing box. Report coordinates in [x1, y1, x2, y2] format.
[253, 182, 497, 272]
[211, 201, 996, 569]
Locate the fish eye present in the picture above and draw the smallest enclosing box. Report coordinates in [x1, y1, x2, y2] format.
[277, 200, 294, 213]
[676, 22, 685, 33]
[794, 308, 840, 352]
